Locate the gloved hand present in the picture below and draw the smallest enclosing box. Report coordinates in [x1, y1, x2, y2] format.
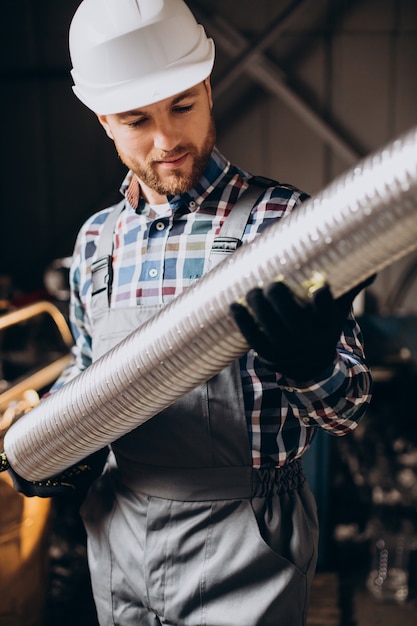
[3, 447, 109, 499]
[230, 277, 373, 381]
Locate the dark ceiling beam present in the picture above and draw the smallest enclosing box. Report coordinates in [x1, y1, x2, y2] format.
[190, 1, 361, 165]
[214, 0, 308, 99]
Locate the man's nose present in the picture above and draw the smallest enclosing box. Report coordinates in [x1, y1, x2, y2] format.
[153, 120, 179, 152]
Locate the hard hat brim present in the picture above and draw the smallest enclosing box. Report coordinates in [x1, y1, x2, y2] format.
[72, 40, 215, 115]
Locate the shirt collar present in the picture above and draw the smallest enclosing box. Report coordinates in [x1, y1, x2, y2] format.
[119, 147, 233, 215]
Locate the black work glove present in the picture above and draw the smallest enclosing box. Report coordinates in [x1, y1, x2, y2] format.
[230, 277, 373, 381]
[2, 447, 109, 500]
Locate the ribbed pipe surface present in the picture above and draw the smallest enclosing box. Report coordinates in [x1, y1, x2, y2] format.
[5, 126, 417, 480]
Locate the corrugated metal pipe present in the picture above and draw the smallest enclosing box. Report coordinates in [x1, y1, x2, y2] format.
[4, 125, 417, 481]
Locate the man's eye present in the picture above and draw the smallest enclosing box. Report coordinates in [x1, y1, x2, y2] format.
[173, 105, 193, 114]
[128, 117, 148, 128]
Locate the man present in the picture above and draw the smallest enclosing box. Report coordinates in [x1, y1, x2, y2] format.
[12, 1, 372, 624]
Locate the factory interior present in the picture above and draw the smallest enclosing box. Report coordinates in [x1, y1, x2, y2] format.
[1, 1, 417, 624]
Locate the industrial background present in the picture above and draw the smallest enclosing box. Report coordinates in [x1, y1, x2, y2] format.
[1, 1, 417, 625]
[1, 0, 417, 306]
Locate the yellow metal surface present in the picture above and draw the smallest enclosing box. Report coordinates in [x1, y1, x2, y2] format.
[0, 301, 73, 347]
[0, 472, 51, 626]
[0, 301, 73, 625]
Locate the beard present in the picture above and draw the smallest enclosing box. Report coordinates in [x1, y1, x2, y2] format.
[117, 114, 216, 197]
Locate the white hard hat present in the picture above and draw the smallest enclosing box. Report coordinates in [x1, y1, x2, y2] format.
[69, 0, 215, 115]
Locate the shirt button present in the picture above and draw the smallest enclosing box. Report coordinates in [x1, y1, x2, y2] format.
[155, 221, 165, 231]
[189, 200, 197, 209]
[149, 268, 158, 278]
[302, 417, 310, 424]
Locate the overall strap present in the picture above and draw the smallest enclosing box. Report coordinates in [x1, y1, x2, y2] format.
[208, 175, 278, 270]
[91, 198, 126, 312]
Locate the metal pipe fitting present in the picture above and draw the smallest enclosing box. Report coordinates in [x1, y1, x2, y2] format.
[5, 125, 417, 480]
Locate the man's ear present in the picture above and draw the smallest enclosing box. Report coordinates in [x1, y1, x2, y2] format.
[97, 114, 114, 140]
[204, 77, 213, 109]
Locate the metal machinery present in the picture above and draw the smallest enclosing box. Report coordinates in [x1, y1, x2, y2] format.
[0, 302, 73, 626]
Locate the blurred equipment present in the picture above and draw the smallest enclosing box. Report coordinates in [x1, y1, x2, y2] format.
[0, 301, 73, 413]
[330, 258, 417, 610]
[0, 302, 73, 626]
[43, 257, 72, 304]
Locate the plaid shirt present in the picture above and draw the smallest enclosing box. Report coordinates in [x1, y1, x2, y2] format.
[54, 147, 372, 468]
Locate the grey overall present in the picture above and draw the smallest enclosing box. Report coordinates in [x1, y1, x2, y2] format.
[80, 185, 319, 626]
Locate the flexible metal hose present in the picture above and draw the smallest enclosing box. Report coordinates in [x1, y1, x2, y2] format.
[5, 125, 417, 480]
